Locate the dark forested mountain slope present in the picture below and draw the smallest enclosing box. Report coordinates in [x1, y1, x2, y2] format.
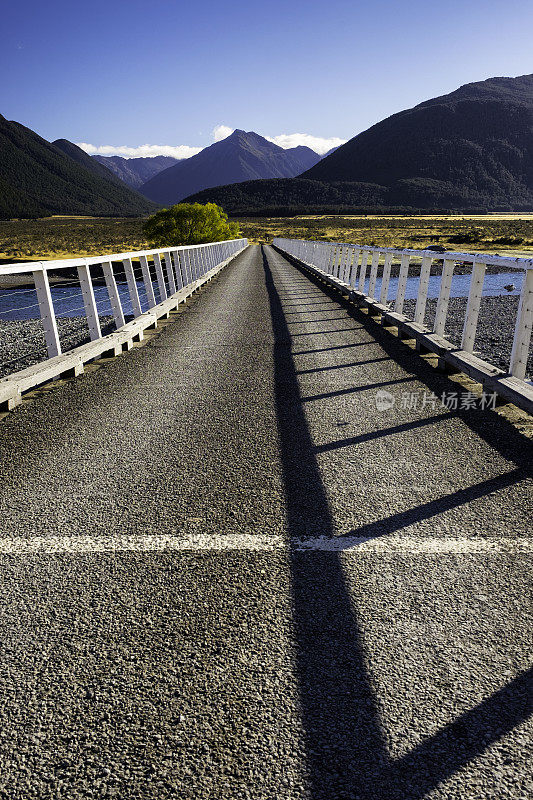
[52, 139, 127, 183]
[140, 130, 321, 204]
[0, 117, 156, 218]
[93, 155, 179, 188]
[303, 74, 533, 207]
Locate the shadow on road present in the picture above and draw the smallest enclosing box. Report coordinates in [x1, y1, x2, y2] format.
[261, 245, 532, 800]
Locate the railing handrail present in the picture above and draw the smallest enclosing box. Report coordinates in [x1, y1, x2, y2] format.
[273, 238, 533, 271]
[273, 236, 533, 388]
[0, 239, 249, 388]
[0, 238, 248, 277]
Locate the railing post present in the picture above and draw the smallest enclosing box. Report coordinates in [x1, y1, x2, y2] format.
[414, 256, 432, 324]
[358, 249, 369, 292]
[77, 261, 102, 341]
[172, 251, 183, 290]
[434, 258, 455, 336]
[510, 268, 533, 379]
[33, 266, 62, 358]
[342, 247, 353, 283]
[368, 251, 380, 299]
[379, 253, 393, 304]
[183, 249, 191, 284]
[139, 255, 156, 308]
[153, 253, 168, 300]
[395, 253, 410, 313]
[123, 257, 142, 317]
[352, 247, 360, 285]
[163, 252, 177, 294]
[461, 259, 486, 353]
[102, 260, 125, 329]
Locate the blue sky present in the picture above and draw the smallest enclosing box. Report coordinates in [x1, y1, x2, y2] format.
[1, 0, 533, 156]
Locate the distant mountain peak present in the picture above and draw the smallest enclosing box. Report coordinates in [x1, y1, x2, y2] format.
[92, 154, 179, 189]
[140, 129, 320, 205]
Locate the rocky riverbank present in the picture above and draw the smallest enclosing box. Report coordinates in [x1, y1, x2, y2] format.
[402, 296, 531, 377]
[1, 297, 530, 383]
[0, 316, 115, 380]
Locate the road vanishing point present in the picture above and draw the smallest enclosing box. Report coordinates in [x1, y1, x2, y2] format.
[0, 245, 531, 799]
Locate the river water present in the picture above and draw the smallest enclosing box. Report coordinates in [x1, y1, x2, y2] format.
[0, 272, 525, 321]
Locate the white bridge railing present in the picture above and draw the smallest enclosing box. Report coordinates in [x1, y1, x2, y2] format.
[273, 237, 533, 411]
[0, 238, 247, 408]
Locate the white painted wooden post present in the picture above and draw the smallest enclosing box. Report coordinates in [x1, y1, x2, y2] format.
[33, 267, 62, 357]
[198, 248, 206, 276]
[182, 250, 191, 285]
[395, 253, 410, 313]
[349, 249, 361, 288]
[197, 248, 205, 277]
[461, 260, 486, 352]
[327, 247, 336, 275]
[102, 260, 125, 329]
[434, 258, 455, 336]
[206, 245, 213, 272]
[164, 252, 177, 294]
[189, 249, 196, 280]
[77, 262, 102, 341]
[123, 257, 142, 317]
[379, 253, 393, 304]
[340, 247, 349, 283]
[336, 247, 344, 278]
[153, 253, 168, 300]
[139, 255, 156, 308]
[341, 248, 351, 283]
[358, 249, 369, 292]
[414, 256, 432, 324]
[510, 268, 533, 379]
[331, 247, 339, 277]
[368, 251, 380, 298]
[172, 251, 184, 290]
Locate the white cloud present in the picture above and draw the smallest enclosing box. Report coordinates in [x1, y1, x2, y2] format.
[265, 133, 347, 155]
[76, 142, 203, 160]
[76, 129, 346, 161]
[212, 125, 234, 142]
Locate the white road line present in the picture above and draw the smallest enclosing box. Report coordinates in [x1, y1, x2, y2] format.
[0, 534, 530, 555]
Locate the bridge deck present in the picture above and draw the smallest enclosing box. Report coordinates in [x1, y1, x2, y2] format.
[0, 244, 531, 799]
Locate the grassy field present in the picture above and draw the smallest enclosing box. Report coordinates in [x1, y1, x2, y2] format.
[240, 214, 533, 256]
[1, 214, 533, 262]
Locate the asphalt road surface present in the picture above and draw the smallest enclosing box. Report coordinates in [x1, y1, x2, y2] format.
[0, 244, 531, 799]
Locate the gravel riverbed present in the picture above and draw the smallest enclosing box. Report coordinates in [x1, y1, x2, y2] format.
[0, 316, 115, 379]
[402, 296, 532, 377]
[1, 297, 531, 382]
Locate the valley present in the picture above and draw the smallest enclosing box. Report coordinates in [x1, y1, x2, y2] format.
[1, 214, 532, 266]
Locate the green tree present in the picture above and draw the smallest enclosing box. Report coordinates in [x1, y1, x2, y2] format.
[143, 202, 240, 247]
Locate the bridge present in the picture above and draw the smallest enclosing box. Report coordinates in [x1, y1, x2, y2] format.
[0, 240, 531, 799]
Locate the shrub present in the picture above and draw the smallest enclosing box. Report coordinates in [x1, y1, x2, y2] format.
[143, 203, 240, 247]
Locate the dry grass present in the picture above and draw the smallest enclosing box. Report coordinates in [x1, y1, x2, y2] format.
[238, 214, 533, 257]
[1, 214, 533, 263]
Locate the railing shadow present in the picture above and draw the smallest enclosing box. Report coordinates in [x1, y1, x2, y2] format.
[262, 245, 532, 799]
[262, 245, 388, 797]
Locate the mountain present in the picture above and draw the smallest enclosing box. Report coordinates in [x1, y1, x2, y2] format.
[304, 74, 533, 207]
[92, 155, 179, 188]
[0, 117, 156, 218]
[52, 138, 127, 182]
[185, 75, 533, 213]
[140, 130, 321, 204]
